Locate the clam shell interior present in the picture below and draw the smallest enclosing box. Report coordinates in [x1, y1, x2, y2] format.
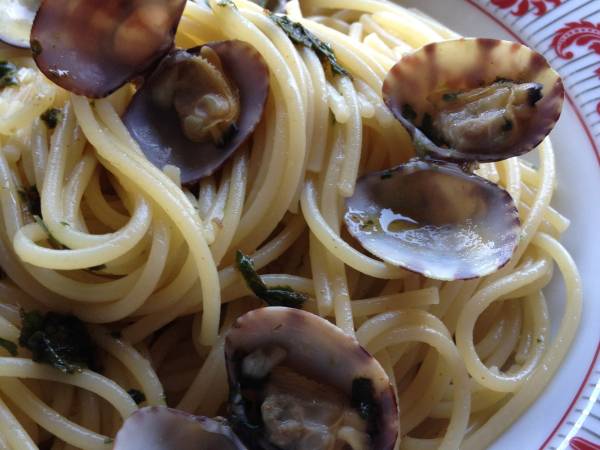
[225, 307, 399, 450]
[123, 40, 269, 185]
[345, 160, 520, 280]
[383, 38, 564, 162]
[113, 407, 247, 450]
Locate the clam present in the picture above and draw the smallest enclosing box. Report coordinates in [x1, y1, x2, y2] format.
[383, 38, 564, 162]
[225, 307, 398, 450]
[30, 0, 187, 97]
[0, 0, 40, 48]
[344, 159, 520, 281]
[114, 406, 247, 450]
[123, 41, 269, 184]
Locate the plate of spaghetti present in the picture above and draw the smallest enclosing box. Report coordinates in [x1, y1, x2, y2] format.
[0, 0, 598, 449]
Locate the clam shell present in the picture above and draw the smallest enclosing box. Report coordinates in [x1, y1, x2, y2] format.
[344, 159, 520, 281]
[383, 38, 564, 162]
[30, 0, 186, 98]
[0, 0, 40, 48]
[123, 40, 269, 185]
[113, 407, 247, 450]
[225, 307, 398, 450]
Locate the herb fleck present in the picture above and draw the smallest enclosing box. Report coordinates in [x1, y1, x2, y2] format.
[40, 108, 63, 129]
[216, 0, 236, 6]
[19, 310, 98, 374]
[0, 337, 17, 356]
[104, 438, 114, 445]
[18, 185, 41, 217]
[127, 389, 146, 405]
[236, 251, 307, 309]
[0, 61, 18, 88]
[269, 13, 350, 78]
[33, 216, 69, 250]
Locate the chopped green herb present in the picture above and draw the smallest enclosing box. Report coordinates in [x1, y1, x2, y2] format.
[442, 92, 458, 102]
[60, 221, 70, 227]
[127, 389, 146, 405]
[40, 108, 63, 129]
[0, 61, 18, 88]
[19, 310, 98, 374]
[33, 216, 69, 250]
[104, 438, 114, 445]
[0, 337, 17, 356]
[351, 377, 377, 423]
[269, 13, 350, 78]
[216, 0, 235, 6]
[18, 185, 41, 217]
[236, 251, 307, 309]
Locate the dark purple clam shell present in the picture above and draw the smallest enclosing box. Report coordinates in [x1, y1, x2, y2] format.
[344, 159, 520, 281]
[30, 0, 186, 98]
[383, 38, 564, 163]
[123, 40, 269, 185]
[113, 406, 247, 450]
[225, 307, 399, 450]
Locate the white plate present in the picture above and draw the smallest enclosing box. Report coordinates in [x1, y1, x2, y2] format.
[397, 1, 600, 449]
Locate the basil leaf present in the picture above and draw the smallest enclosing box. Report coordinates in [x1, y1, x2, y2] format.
[19, 310, 98, 374]
[269, 13, 351, 78]
[235, 251, 307, 309]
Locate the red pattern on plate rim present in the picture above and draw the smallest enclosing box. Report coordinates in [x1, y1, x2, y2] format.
[570, 437, 600, 450]
[551, 21, 600, 59]
[490, 0, 561, 17]
[460, 2, 600, 449]
[551, 21, 600, 116]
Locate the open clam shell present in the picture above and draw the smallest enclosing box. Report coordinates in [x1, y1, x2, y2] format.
[123, 40, 269, 185]
[344, 159, 520, 281]
[383, 38, 564, 163]
[113, 406, 247, 450]
[30, 0, 186, 98]
[225, 307, 398, 450]
[0, 0, 40, 48]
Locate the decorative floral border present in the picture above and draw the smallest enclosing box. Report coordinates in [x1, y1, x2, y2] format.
[468, 1, 600, 449]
